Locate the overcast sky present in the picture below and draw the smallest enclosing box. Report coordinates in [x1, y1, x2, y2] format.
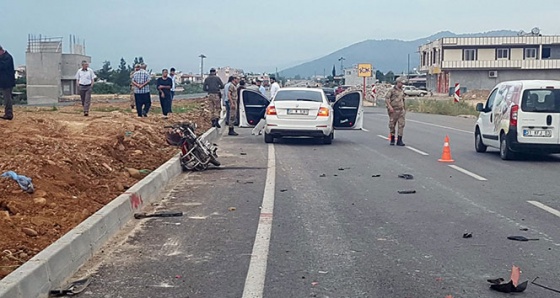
[2, 0, 559, 74]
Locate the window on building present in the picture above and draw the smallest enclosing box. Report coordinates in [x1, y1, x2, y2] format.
[542, 47, 551, 59]
[497, 48, 510, 60]
[463, 49, 477, 61]
[525, 48, 537, 59]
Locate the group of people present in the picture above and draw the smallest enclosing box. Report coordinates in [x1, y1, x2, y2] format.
[203, 67, 280, 136]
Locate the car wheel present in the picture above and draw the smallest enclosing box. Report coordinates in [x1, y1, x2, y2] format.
[323, 133, 333, 145]
[500, 133, 514, 160]
[419, 93, 425, 97]
[264, 132, 274, 143]
[475, 129, 487, 153]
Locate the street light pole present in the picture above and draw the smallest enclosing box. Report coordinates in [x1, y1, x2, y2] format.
[199, 54, 206, 81]
[407, 53, 410, 79]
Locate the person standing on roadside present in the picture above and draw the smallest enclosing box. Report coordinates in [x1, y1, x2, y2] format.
[270, 77, 280, 99]
[256, 79, 266, 97]
[75, 60, 96, 117]
[157, 69, 173, 118]
[129, 64, 140, 110]
[223, 76, 234, 126]
[385, 77, 407, 146]
[203, 68, 224, 128]
[235, 79, 246, 126]
[169, 67, 176, 100]
[227, 77, 239, 136]
[132, 63, 152, 117]
[0, 45, 15, 120]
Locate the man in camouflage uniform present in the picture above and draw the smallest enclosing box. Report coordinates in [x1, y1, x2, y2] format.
[129, 64, 140, 109]
[203, 68, 224, 128]
[385, 77, 407, 146]
[226, 77, 239, 136]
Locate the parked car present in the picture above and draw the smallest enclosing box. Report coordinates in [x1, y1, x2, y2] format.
[474, 80, 560, 160]
[403, 85, 428, 97]
[321, 87, 336, 102]
[239, 87, 363, 144]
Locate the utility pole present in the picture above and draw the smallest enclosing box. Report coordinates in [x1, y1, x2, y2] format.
[199, 54, 206, 81]
[338, 57, 346, 76]
[407, 53, 410, 79]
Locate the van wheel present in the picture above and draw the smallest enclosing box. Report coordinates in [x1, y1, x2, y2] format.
[475, 129, 487, 153]
[500, 133, 515, 160]
[264, 132, 274, 143]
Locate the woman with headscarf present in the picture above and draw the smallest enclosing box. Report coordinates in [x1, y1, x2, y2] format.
[156, 69, 173, 118]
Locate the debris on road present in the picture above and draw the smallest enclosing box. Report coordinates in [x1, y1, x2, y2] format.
[372, 174, 381, 178]
[134, 211, 183, 219]
[398, 174, 414, 180]
[240, 152, 247, 156]
[507, 236, 539, 242]
[519, 228, 529, 231]
[531, 277, 560, 294]
[311, 281, 319, 286]
[318, 271, 328, 274]
[462, 233, 473, 239]
[1, 171, 34, 193]
[280, 189, 288, 192]
[398, 190, 416, 194]
[488, 265, 528, 293]
[49, 276, 91, 297]
[228, 207, 237, 211]
[319, 174, 326, 177]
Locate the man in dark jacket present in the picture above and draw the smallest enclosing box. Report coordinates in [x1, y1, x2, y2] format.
[0, 45, 15, 120]
[203, 68, 224, 128]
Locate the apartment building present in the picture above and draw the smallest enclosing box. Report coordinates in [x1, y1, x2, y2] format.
[419, 35, 560, 93]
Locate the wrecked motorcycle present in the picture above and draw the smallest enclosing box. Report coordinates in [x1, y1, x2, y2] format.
[165, 122, 220, 171]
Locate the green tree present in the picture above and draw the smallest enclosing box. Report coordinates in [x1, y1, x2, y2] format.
[133, 57, 144, 66]
[375, 70, 385, 82]
[332, 65, 336, 77]
[96, 61, 113, 82]
[294, 74, 301, 80]
[112, 58, 131, 87]
[385, 71, 395, 83]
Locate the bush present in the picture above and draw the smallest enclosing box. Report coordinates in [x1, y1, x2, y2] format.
[406, 99, 478, 116]
[92, 82, 129, 94]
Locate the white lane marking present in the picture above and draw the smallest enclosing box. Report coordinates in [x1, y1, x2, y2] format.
[406, 146, 429, 156]
[362, 128, 370, 132]
[377, 134, 389, 140]
[528, 201, 560, 218]
[407, 119, 472, 134]
[448, 165, 487, 181]
[242, 144, 276, 298]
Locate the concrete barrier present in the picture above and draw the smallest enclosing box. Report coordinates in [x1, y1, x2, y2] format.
[0, 119, 225, 298]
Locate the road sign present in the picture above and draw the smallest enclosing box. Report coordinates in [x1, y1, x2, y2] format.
[358, 63, 372, 77]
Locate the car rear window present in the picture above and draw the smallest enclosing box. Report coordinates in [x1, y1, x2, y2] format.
[274, 90, 323, 102]
[521, 89, 560, 112]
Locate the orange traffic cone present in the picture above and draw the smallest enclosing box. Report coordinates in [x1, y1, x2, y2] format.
[438, 135, 455, 162]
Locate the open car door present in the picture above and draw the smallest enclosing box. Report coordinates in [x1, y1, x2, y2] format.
[239, 89, 269, 127]
[333, 91, 363, 129]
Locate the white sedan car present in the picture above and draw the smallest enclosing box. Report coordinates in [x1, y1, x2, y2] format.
[237, 88, 363, 144]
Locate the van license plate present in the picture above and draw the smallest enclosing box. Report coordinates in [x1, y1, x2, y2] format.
[523, 129, 552, 137]
[287, 109, 308, 115]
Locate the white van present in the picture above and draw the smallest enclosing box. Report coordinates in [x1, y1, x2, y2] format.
[474, 80, 560, 160]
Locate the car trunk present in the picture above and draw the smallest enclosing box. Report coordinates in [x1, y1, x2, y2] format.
[273, 101, 321, 120]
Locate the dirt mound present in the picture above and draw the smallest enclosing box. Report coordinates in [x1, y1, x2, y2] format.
[463, 89, 490, 101]
[0, 98, 211, 278]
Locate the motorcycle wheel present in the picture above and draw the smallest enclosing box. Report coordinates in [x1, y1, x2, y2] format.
[209, 155, 221, 166]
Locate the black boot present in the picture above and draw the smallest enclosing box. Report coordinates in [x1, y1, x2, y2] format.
[228, 127, 238, 136]
[211, 119, 216, 127]
[390, 135, 395, 146]
[215, 119, 221, 129]
[396, 136, 405, 146]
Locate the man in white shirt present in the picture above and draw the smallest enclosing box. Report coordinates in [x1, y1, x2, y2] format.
[256, 79, 267, 98]
[75, 60, 96, 116]
[269, 77, 280, 99]
[169, 67, 176, 100]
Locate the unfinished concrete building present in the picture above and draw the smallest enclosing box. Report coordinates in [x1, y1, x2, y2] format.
[26, 35, 91, 105]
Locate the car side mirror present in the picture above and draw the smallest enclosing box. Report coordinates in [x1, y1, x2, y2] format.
[475, 103, 485, 112]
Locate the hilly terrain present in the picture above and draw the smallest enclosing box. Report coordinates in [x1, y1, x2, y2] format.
[280, 30, 518, 78]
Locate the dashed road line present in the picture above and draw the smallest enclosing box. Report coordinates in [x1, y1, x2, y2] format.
[406, 146, 429, 156]
[362, 128, 370, 132]
[242, 144, 276, 298]
[377, 134, 389, 140]
[448, 165, 487, 181]
[528, 201, 560, 218]
[407, 119, 472, 134]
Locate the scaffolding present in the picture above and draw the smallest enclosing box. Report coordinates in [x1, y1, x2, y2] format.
[26, 34, 86, 55]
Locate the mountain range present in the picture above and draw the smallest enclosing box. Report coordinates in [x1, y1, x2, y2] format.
[280, 30, 519, 78]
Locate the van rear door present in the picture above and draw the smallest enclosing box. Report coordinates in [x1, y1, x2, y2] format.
[518, 88, 560, 145]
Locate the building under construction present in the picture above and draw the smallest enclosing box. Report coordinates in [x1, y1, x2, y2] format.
[26, 34, 92, 105]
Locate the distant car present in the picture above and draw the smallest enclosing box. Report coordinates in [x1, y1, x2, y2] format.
[321, 87, 336, 102]
[335, 85, 352, 95]
[244, 87, 364, 144]
[403, 86, 428, 97]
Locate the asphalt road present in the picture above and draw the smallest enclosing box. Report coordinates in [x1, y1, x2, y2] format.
[79, 107, 560, 298]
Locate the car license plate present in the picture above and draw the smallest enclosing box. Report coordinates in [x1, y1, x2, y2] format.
[523, 129, 552, 137]
[287, 109, 308, 115]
